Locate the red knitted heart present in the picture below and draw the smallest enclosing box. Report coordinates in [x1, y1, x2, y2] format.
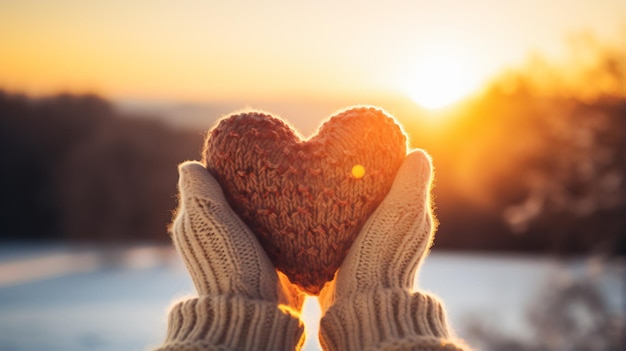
[203, 107, 407, 294]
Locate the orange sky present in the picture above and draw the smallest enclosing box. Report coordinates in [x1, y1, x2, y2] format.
[1, 0, 624, 105]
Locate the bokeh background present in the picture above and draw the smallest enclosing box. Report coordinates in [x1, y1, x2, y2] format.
[1, 1, 625, 350]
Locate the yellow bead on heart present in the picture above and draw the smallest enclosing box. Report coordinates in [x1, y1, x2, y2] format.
[352, 164, 366, 179]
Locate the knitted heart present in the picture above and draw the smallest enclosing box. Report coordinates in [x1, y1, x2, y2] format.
[203, 107, 407, 294]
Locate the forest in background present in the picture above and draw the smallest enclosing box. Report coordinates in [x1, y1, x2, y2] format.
[1, 35, 624, 255]
[0, 92, 201, 243]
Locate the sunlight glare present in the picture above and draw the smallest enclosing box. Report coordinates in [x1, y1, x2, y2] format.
[407, 55, 479, 110]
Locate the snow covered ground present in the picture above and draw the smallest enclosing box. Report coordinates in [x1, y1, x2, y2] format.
[0, 244, 623, 351]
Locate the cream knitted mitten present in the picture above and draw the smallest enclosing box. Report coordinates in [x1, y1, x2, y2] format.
[319, 150, 469, 351]
[156, 161, 305, 351]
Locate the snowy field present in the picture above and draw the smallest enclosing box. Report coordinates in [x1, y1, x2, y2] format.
[0, 244, 623, 351]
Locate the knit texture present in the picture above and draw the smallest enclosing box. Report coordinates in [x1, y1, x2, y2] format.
[203, 107, 407, 294]
[321, 149, 435, 300]
[156, 161, 306, 350]
[320, 290, 465, 351]
[156, 295, 304, 351]
[319, 150, 471, 350]
[172, 162, 285, 301]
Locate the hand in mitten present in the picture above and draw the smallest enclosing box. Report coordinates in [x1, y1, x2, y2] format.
[157, 161, 305, 351]
[319, 150, 468, 351]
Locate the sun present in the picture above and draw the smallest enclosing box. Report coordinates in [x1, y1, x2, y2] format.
[406, 55, 479, 110]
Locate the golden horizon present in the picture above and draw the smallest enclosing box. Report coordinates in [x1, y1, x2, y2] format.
[1, 1, 624, 106]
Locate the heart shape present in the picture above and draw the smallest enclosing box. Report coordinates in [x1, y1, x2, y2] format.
[203, 107, 407, 294]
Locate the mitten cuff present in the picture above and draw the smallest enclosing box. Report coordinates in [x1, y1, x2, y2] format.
[320, 289, 467, 351]
[155, 295, 304, 351]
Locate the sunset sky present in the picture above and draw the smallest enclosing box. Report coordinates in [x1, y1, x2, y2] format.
[1, 0, 624, 108]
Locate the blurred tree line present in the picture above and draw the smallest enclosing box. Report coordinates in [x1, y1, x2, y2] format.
[0, 34, 624, 255]
[1, 87, 624, 255]
[422, 93, 626, 256]
[0, 91, 201, 243]
[405, 34, 626, 256]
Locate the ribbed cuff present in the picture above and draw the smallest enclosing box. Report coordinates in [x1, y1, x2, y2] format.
[155, 295, 304, 351]
[320, 289, 466, 351]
